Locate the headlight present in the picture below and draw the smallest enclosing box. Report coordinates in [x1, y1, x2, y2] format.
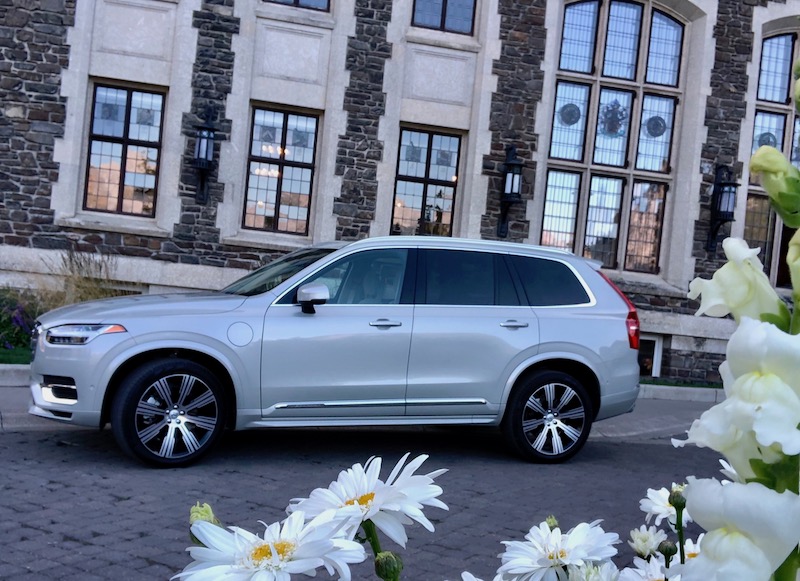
[45, 324, 127, 345]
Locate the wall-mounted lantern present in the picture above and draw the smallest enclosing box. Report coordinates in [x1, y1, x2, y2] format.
[706, 165, 739, 251]
[193, 107, 216, 205]
[497, 145, 524, 238]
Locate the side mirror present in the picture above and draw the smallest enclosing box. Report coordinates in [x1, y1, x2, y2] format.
[297, 282, 330, 314]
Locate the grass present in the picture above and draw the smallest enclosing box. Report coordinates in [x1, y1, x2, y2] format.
[0, 347, 31, 365]
[640, 377, 722, 389]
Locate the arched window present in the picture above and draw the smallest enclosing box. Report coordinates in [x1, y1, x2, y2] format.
[744, 32, 799, 288]
[542, 1, 684, 274]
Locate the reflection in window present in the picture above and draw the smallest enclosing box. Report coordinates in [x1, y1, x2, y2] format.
[636, 95, 675, 172]
[560, 1, 599, 73]
[602, 1, 642, 80]
[303, 249, 408, 305]
[750, 111, 786, 187]
[541, 171, 580, 251]
[412, 0, 475, 35]
[265, 0, 329, 10]
[646, 11, 683, 86]
[744, 194, 775, 275]
[392, 129, 460, 236]
[243, 108, 318, 235]
[793, 117, 800, 171]
[583, 176, 623, 268]
[550, 82, 591, 161]
[758, 34, 794, 103]
[593, 89, 633, 166]
[84, 85, 163, 217]
[625, 181, 666, 272]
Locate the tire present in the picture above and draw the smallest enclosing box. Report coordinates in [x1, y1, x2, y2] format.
[111, 358, 226, 467]
[503, 370, 593, 463]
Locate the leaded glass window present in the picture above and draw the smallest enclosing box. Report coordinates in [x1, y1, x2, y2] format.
[243, 109, 318, 235]
[546, 1, 683, 274]
[745, 32, 799, 287]
[412, 0, 475, 35]
[392, 129, 460, 236]
[264, 0, 329, 10]
[84, 85, 164, 217]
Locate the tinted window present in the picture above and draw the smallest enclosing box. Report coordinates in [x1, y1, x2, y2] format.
[296, 249, 408, 305]
[422, 250, 519, 306]
[511, 256, 590, 306]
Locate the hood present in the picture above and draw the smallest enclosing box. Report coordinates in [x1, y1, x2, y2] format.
[36, 292, 249, 327]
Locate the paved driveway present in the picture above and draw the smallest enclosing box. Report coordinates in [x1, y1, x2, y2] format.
[0, 393, 722, 580]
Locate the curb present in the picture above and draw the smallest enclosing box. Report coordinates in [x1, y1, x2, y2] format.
[0, 364, 725, 402]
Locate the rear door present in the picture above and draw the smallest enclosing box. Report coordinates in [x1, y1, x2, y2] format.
[405, 249, 540, 418]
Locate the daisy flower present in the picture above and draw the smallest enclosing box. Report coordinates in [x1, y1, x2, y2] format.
[639, 484, 691, 530]
[496, 519, 619, 581]
[567, 561, 620, 581]
[173, 510, 366, 581]
[627, 525, 667, 559]
[617, 556, 675, 581]
[286, 453, 447, 548]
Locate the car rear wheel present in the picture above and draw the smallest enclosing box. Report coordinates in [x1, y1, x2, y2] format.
[111, 358, 226, 467]
[503, 370, 593, 463]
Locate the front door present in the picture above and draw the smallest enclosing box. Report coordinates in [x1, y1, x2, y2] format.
[260, 248, 413, 419]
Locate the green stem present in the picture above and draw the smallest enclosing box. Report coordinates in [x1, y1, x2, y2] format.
[362, 520, 383, 557]
[773, 546, 800, 581]
[675, 508, 686, 565]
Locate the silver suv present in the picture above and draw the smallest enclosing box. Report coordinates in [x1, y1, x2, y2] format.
[29, 237, 640, 466]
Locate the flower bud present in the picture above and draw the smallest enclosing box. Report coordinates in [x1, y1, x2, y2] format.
[793, 57, 800, 80]
[189, 502, 220, 526]
[375, 551, 404, 581]
[795, 78, 800, 114]
[545, 515, 559, 529]
[668, 489, 686, 511]
[658, 540, 678, 559]
[750, 146, 800, 227]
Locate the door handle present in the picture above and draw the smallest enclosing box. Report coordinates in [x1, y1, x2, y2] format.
[500, 320, 529, 328]
[369, 319, 403, 327]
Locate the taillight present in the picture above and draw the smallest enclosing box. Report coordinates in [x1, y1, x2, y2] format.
[597, 271, 640, 350]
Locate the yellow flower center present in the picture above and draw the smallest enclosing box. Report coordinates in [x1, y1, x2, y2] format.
[345, 492, 375, 507]
[547, 548, 567, 561]
[250, 540, 296, 565]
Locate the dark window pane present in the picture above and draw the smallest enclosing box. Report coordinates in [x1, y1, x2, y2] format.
[602, 1, 642, 80]
[444, 0, 474, 33]
[424, 250, 495, 305]
[550, 82, 590, 161]
[750, 111, 786, 184]
[593, 88, 633, 166]
[625, 181, 666, 273]
[758, 35, 793, 103]
[92, 87, 127, 138]
[583, 175, 623, 268]
[636, 95, 675, 172]
[542, 171, 580, 250]
[646, 11, 683, 86]
[510, 256, 590, 306]
[560, 1, 599, 73]
[744, 193, 775, 276]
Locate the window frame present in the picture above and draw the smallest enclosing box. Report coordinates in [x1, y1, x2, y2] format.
[242, 107, 320, 236]
[83, 84, 165, 218]
[410, 0, 476, 36]
[262, 0, 330, 12]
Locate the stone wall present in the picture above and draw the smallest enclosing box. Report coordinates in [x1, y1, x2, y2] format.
[333, 0, 392, 240]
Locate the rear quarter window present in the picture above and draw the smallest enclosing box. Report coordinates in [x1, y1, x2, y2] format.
[510, 255, 591, 306]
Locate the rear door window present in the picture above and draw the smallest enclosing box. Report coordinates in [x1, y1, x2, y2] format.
[419, 249, 520, 306]
[510, 255, 591, 306]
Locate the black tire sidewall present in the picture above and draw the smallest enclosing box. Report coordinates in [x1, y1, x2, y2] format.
[110, 358, 226, 467]
[503, 370, 593, 463]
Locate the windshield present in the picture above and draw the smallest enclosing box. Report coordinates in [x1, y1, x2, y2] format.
[221, 247, 337, 296]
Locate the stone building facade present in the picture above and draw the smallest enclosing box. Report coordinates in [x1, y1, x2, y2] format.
[2, 0, 799, 382]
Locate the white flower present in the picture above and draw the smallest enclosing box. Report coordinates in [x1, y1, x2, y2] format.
[638, 485, 691, 530]
[496, 520, 619, 581]
[617, 556, 670, 581]
[627, 525, 667, 558]
[286, 453, 447, 548]
[173, 510, 366, 581]
[717, 460, 739, 483]
[567, 561, 620, 581]
[687, 238, 786, 324]
[679, 477, 800, 580]
[682, 534, 703, 560]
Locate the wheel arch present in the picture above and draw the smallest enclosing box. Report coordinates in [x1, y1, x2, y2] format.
[503, 358, 601, 424]
[100, 348, 238, 429]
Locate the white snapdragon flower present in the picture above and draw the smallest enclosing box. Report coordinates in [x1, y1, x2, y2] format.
[286, 453, 447, 548]
[496, 520, 619, 581]
[638, 485, 691, 530]
[173, 510, 366, 581]
[687, 238, 786, 324]
[567, 561, 620, 581]
[679, 477, 800, 581]
[627, 525, 667, 558]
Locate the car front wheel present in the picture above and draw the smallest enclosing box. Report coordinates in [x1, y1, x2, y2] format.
[111, 358, 226, 467]
[503, 370, 593, 463]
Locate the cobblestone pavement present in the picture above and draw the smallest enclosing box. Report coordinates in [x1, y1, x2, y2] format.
[0, 394, 721, 581]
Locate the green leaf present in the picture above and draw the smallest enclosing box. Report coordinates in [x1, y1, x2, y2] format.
[761, 302, 792, 333]
[748, 455, 800, 494]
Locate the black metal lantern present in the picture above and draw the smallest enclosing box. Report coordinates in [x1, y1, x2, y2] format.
[498, 145, 524, 238]
[706, 165, 739, 251]
[193, 108, 216, 204]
